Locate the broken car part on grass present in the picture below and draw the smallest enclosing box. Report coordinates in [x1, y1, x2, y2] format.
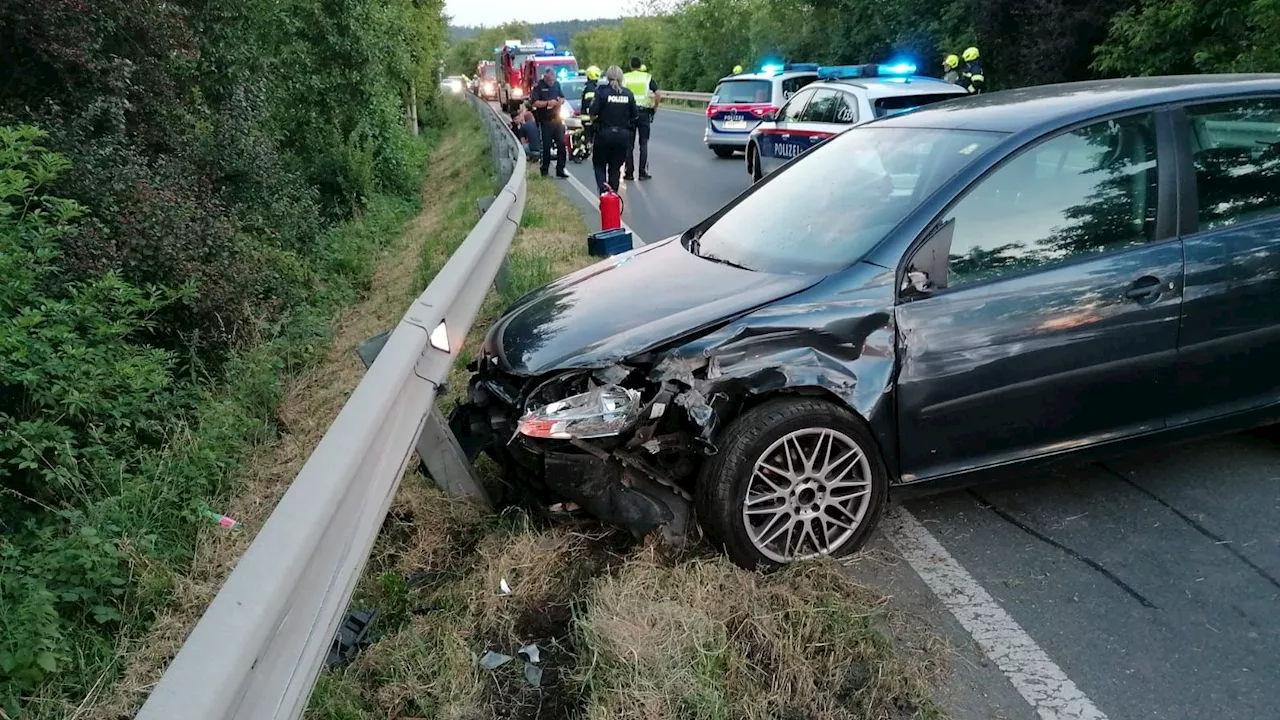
[448, 237, 896, 563]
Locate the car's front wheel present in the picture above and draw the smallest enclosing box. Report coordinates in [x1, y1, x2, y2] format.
[696, 398, 888, 570]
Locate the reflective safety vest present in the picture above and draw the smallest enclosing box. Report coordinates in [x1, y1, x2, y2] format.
[624, 70, 654, 109]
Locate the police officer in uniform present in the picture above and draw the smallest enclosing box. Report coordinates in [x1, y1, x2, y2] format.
[961, 47, 985, 94]
[581, 65, 601, 145]
[530, 66, 569, 177]
[589, 65, 639, 194]
[622, 57, 659, 180]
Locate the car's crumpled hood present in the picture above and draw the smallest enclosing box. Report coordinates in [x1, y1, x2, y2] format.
[485, 237, 822, 376]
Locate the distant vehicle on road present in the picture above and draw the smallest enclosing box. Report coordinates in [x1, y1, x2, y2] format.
[441, 75, 464, 94]
[476, 61, 498, 100]
[704, 63, 819, 158]
[453, 75, 1280, 569]
[746, 64, 968, 181]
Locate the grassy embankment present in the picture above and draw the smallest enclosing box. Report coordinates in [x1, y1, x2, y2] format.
[49, 100, 477, 720]
[304, 105, 949, 720]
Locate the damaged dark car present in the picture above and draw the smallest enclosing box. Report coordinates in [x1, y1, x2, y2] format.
[453, 77, 1280, 569]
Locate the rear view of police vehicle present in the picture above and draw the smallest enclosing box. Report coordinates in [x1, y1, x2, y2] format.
[746, 63, 968, 180]
[704, 64, 820, 158]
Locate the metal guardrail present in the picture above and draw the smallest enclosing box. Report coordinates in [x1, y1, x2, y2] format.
[136, 92, 526, 720]
[662, 90, 713, 103]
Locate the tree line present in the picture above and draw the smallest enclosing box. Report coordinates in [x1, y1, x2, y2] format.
[0, 0, 448, 714]
[540, 0, 1280, 93]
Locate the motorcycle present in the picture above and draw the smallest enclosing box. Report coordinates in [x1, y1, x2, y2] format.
[565, 116, 591, 164]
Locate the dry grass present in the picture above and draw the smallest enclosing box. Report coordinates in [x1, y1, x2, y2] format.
[307, 153, 950, 720]
[78, 107, 493, 720]
[578, 553, 945, 720]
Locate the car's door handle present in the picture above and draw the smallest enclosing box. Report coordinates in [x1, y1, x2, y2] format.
[1124, 276, 1163, 303]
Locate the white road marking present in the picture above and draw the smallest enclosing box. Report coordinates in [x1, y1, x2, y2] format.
[559, 170, 645, 246]
[884, 507, 1109, 720]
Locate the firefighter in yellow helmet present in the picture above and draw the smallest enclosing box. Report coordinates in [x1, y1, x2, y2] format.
[733, 64, 744, 75]
[942, 54, 961, 86]
[581, 65, 601, 144]
[961, 47, 985, 94]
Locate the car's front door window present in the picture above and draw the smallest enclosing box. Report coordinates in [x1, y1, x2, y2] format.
[938, 114, 1160, 289]
[799, 89, 840, 124]
[779, 89, 814, 123]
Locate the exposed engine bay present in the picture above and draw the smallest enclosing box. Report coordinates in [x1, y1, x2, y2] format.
[449, 353, 730, 546]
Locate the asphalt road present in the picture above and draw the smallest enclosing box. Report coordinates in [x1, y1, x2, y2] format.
[546, 107, 1280, 720]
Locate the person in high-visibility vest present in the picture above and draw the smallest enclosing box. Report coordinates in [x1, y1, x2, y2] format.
[622, 57, 659, 180]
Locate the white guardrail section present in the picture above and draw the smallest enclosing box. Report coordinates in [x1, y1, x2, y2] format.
[136, 93, 525, 720]
[662, 90, 713, 103]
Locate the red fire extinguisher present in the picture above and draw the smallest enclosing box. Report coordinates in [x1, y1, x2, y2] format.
[599, 187, 622, 231]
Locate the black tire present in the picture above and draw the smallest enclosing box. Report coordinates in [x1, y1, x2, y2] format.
[695, 397, 889, 571]
[748, 144, 763, 183]
[711, 146, 737, 159]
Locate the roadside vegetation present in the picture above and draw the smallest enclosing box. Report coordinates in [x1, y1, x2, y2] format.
[0, 0, 449, 715]
[307, 160, 946, 720]
[452, 1, 1278, 95]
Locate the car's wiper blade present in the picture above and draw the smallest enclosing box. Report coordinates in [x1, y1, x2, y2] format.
[699, 253, 753, 272]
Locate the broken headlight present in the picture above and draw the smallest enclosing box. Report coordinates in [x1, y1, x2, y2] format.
[517, 385, 641, 440]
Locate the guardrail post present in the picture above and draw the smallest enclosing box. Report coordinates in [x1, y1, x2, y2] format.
[417, 408, 492, 508]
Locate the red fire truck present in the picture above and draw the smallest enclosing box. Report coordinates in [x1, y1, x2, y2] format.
[475, 61, 497, 100]
[496, 40, 580, 114]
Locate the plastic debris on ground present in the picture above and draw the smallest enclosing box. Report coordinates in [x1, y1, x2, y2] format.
[524, 662, 544, 687]
[198, 505, 243, 530]
[499, 577, 512, 595]
[479, 651, 514, 670]
[518, 642, 541, 664]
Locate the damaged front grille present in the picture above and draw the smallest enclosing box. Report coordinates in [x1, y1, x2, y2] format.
[449, 353, 731, 546]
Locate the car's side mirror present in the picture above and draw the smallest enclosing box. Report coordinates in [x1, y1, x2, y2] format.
[900, 219, 955, 300]
[762, 111, 778, 122]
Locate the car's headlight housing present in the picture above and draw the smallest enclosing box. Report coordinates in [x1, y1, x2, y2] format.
[517, 385, 641, 439]
[559, 103, 573, 120]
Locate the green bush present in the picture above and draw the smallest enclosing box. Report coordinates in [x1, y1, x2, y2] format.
[0, 126, 174, 710]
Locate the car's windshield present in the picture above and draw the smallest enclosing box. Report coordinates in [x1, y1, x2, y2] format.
[688, 127, 1006, 275]
[560, 78, 586, 102]
[713, 79, 772, 104]
[482, 66, 496, 79]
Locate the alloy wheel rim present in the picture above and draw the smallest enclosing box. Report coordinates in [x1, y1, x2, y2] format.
[741, 428, 873, 563]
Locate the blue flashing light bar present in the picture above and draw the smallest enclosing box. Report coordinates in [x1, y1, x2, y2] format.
[544, 41, 555, 51]
[759, 62, 820, 75]
[817, 62, 918, 80]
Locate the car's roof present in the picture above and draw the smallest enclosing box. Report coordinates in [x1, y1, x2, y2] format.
[718, 71, 817, 84]
[873, 75, 1280, 133]
[825, 76, 969, 99]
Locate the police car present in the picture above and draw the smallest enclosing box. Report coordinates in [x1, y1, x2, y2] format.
[746, 63, 968, 181]
[704, 63, 820, 158]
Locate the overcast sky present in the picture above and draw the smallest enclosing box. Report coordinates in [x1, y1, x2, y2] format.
[446, 0, 626, 27]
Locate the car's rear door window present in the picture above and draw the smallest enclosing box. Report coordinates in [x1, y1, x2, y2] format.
[940, 113, 1160, 288]
[833, 94, 857, 124]
[713, 80, 772, 104]
[1186, 99, 1280, 231]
